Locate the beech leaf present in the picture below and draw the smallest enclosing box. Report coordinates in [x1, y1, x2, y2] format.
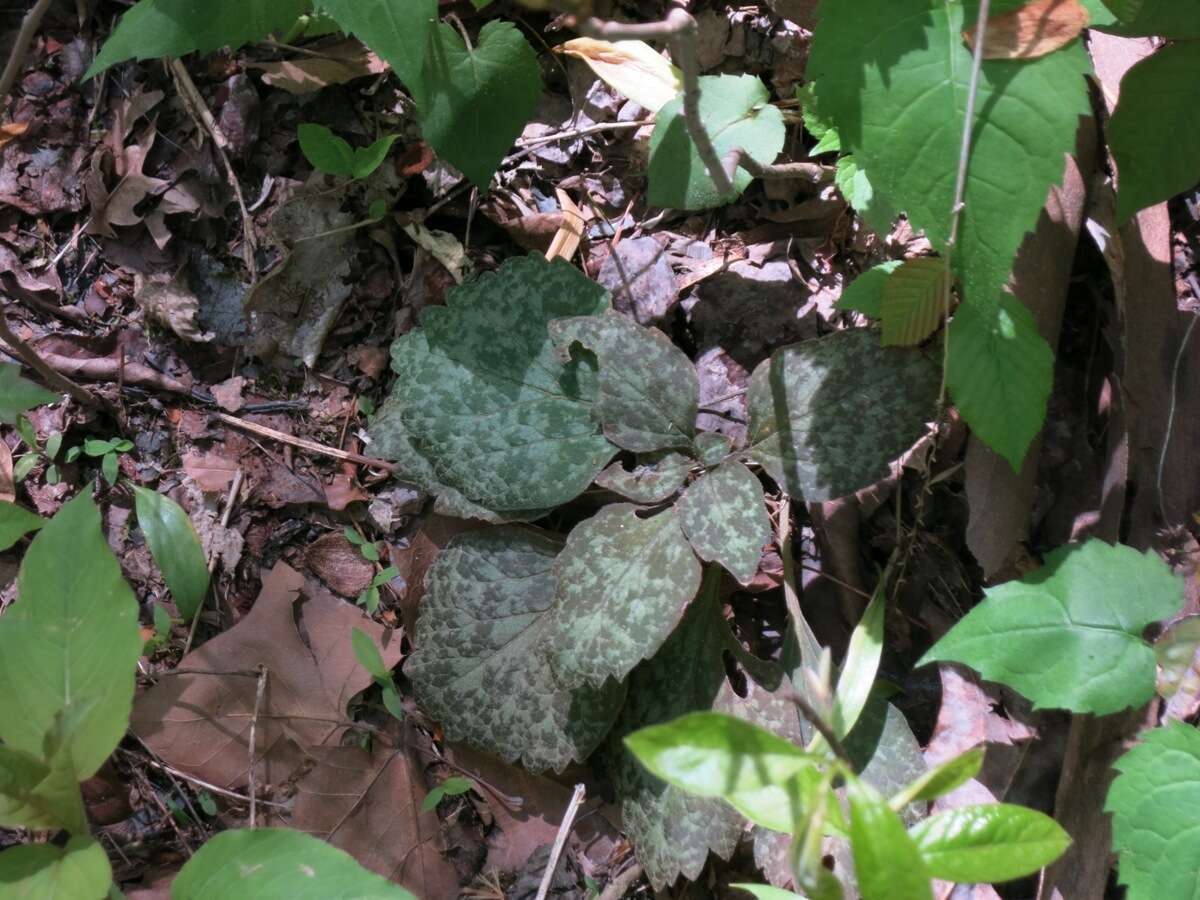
[879, 258, 951, 347]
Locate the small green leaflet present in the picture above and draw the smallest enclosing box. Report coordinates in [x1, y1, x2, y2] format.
[1109, 44, 1200, 223]
[133, 486, 211, 620]
[909, 804, 1071, 883]
[318, 0, 436, 102]
[921, 539, 1183, 714]
[1107, 722, 1200, 900]
[418, 20, 541, 188]
[0, 836, 111, 900]
[889, 748, 983, 811]
[676, 461, 770, 586]
[0, 363, 57, 424]
[298, 123, 397, 180]
[836, 261, 903, 318]
[648, 74, 785, 210]
[420, 775, 474, 813]
[0, 501, 43, 551]
[171, 828, 416, 899]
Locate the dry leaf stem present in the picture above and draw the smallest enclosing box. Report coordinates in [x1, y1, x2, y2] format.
[0, 0, 54, 102]
[534, 783, 587, 900]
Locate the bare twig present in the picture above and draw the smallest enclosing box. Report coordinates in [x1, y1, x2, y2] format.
[212, 411, 396, 472]
[124, 744, 287, 809]
[0, 311, 103, 409]
[247, 664, 268, 828]
[597, 862, 645, 900]
[535, 784, 587, 900]
[0, 0, 54, 102]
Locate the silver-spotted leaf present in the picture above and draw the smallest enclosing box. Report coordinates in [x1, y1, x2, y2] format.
[405, 528, 626, 773]
[747, 329, 939, 501]
[594, 452, 693, 504]
[386, 255, 616, 515]
[551, 311, 698, 452]
[677, 461, 770, 585]
[547, 504, 701, 688]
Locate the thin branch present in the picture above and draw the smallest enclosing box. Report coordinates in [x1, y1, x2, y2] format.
[0, 0, 54, 102]
[0, 310, 103, 409]
[247, 664, 268, 828]
[598, 863, 645, 900]
[535, 784, 587, 900]
[212, 411, 395, 472]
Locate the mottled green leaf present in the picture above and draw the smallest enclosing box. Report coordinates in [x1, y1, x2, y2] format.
[172, 828, 416, 899]
[594, 452, 692, 504]
[1109, 44, 1200, 223]
[747, 329, 939, 501]
[547, 504, 701, 689]
[405, 528, 626, 772]
[0, 363, 57, 425]
[846, 778, 933, 900]
[551, 311, 698, 452]
[880, 258, 950, 347]
[836, 261, 903, 318]
[921, 540, 1183, 714]
[648, 74, 785, 210]
[1107, 722, 1200, 900]
[319, 0, 436, 101]
[677, 461, 769, 585]
[385, 255, 616, 516]
[0, 493, 141, 779]
[694, 431, 732, 467]
[133, 487, 210, 620]
[418, 20, 541, 188]
[910, 804, 1070, 883]
[0, 502, 43, 552]
[0, 836, 110, 900]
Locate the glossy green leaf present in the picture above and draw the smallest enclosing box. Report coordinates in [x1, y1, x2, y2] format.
[831, 587, 885, 739]
[595, 452, 692, 504]
[0, 836, 110, 900]
[1109, 44, 1200, 222]
[418, 20, 541, 188]
[921, 539, 1183, 714]
[846, 778, 933, 900]
[747, 329, 939, 501]
[910, 803, 1070, 882]
[350, 626, 390, 681]
[677, 461, 770, 586]
[133, 487, 210, 620]
[836, 261, 903, 318]
[0, 493, 141, 779]
[319, 0, 436, 101]
[880, 258, 950, 347]
[1098, 0, 1200, 36]
[0, 502, 43, 552]
[551, 311, 698, 452]
[890, 748, 983, 810]
[405, 528, 626, 772]
[1107, 722, 1200, 900]
[0, 363, 57, 425]
[297, 123, 356, 177]
[172, 828, 416, 899]
[648, 74, 785, 210]
[546, 504, 701, 688]
[86, 0, 309, 77]
[383, 255, 615, 516]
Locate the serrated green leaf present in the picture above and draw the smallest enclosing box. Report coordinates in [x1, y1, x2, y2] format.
[831, 587, 885, 739]
[86, 0, 309, 77]
[836, 261, 903, 317]
[172, 828, 416, 899]
[551, 311, 698, 452]
[133, 487, 210, 620]
[0, 836, 110, 900]
[1109, 44, 1200, 223]
[405, 528, 626, 772]
[0, 363, 57, 425]
[594, 452, 692, 504]
[0, 743, 86, 833]
[1097, 0, 1200, 36]
[1107, 722, 1200, 900]
[910, 803, 1070, 882]
[546, 504, 701, 689]
[350, 626, 390, 681]
[847, 778, 933, 900]
[385, 255, 616, 516]
[0, 501, 43, 551]
[922, 539, 1183, 714]
[648, 74, 786, 210]
[880, 258, 950, 347]
[747, 329, 939, 501]
[0, 493, 141, 779]
[676, 461, 769, 586]
[418, 20, 541, 188]
[297, 123, 357, 177]
[319, 0, 436, 102]
[890, 748, 983, 810]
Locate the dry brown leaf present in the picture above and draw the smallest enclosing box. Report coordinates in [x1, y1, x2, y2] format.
[324, 473, 369, 511]
[0, 441, 14, 504]
[964, 0, 1089, 60]
[210, 376, 246, 413]
[249, 39, 387, 95]
[181, 449, 238, 493]
[0, 121, 29, 151]
[134, 274, 215, 344]
[305, 532, 375, 598]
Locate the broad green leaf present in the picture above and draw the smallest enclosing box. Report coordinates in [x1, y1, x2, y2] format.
[0, 743, 86, 833]
[172, 828, 416, 899]
[297, 123, 356, 177]
[880, 258, 950, 347]
[910, 803, 1070, 882]
[595, 452, 692, 504]
[1109, 44, 1200, 223]
[648, 74, 785, 210]
[385, 255, 616, 516]
[318, 0, 436, 101]
[546, 504, 701, 689]
[133, 487, 210, 620]
[676, 461, 770, 586]
[86, 0, 310, 77]
[1107, 722, 1200, 900]
[747, 329, 939, 501]
[550, 311, 698, 452]
[1098, 0, 1200, 36]
[350, 626, 390, 681]
[405, 528, 626, 772]
[1155, 615, 1200, 699]
[922, 539, 1183, 714]
[846, 778, 933, 900]
[0, 836, 110, 900]
[836, 261, 903, 317]
[418, 20, 541, 188]
[890, 748, 983, 810]
[0, 493, 141, 778]
[808, 0, 1092, 469]
[0, 502, 43, 551]
[0, 363, 57, 425]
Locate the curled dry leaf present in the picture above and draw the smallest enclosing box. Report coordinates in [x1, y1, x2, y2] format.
[134, 274, 215, 343]
[964, 0, 1089, 60]
[249, 39, 387, 95]
[557, 37, 681, 113]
